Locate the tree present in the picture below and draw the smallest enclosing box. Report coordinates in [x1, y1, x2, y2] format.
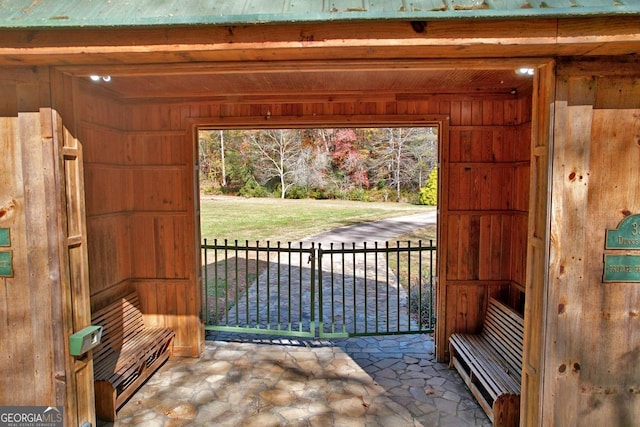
[419, 166, 438, 206]
[370, 127, 435, 201]
[406, 127, 438, 188]
[290, 130, 331, 196]
[198, 130, 225, 189]
[246, 129, 302, 199]
[198, 126, 439, 201]
[328, 128, 370, 190]
[219, 130, 227, 187]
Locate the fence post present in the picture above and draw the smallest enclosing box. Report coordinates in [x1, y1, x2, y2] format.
[311, 243, 318, 336]
[203, 238, 208, 325]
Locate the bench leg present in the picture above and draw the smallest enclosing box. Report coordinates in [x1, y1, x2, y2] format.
[94, 380, 117, 422]
[448, 342, 456, 369]
[493, 394, 520, 427]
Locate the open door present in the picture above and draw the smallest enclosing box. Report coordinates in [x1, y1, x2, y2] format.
[50, 69, 96, 426]
[521, 60, 555, 427]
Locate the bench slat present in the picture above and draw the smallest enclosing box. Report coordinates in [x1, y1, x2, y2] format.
[94, 328, 174, 382]
[93, 308, 146, 365]
[91, 292, 175, 422]
[449, 297, 523, 427]
[481, 300, 524, 379]
[450, 334, 520, 397]
[465, 336, 520, 392]
[94, 314, 145, 350]
[482, 326, 522, 378]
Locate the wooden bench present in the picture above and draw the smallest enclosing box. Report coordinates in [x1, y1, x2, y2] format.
[91, 292, 175, 421]
[449, 297, 523, 427]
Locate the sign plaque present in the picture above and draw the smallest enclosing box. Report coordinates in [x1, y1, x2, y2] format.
[0, 251, 12, 277]
[0, 228, 9, 247]
[604, 214, 640, 282]
[605, 214, 640, 249]
[603, 254, 640, 282]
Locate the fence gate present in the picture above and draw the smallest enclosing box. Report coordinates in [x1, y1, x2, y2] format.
[202, 239, 436, 338]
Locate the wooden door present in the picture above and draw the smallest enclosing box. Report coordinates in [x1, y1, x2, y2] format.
[50, 70, 96, 426]
[521, 61, 555, 427]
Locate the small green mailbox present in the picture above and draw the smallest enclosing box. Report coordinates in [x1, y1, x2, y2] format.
[69, 325, 103, 356]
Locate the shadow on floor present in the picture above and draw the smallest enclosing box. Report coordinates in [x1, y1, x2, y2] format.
[98, 333, 490, 426]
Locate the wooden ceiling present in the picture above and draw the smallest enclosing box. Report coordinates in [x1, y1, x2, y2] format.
[77, 62, 535, 102]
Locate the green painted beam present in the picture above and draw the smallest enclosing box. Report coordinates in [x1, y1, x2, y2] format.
[0, 0, 638, 29]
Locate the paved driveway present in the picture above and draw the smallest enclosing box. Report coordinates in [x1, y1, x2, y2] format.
[300, 210, 437, 247]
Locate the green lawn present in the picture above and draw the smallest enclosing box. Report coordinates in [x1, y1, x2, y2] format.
[200, 196, 434, 244]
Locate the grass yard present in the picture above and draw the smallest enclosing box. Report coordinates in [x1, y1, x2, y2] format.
[200, 195, 433, 244]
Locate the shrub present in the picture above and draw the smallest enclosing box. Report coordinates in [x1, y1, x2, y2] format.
[346, 188, 368, 202]
[238, 178, 270, 198]
[363, 188, 391, 202]
[286, 186, 310, 199]
[419, 167, 438, 205]
[409, 284, 436, 329]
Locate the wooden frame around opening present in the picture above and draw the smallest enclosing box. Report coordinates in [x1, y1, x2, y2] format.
[190, 113, 449, 338]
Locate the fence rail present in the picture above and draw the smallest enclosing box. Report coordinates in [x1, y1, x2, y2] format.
[202, 239, 436, 338]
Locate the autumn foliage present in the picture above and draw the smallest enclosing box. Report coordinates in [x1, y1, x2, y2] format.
[199, 127, 438, 202]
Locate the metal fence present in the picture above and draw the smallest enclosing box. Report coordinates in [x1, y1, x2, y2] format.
[202, 239, 436, 338]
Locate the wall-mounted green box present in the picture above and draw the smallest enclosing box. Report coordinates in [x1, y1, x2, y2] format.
[69, 325, 103, 356]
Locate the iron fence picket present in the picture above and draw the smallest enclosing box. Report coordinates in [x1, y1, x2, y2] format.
[202, 239, 436, 338]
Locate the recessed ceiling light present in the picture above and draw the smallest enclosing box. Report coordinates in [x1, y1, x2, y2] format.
[516, 67, 534, 76]
[89, 75, 112, 82]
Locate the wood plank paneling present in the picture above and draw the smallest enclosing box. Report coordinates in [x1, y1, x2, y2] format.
[131, 167, 187, 211]
[84, 166, 132, 215]
[130, 214, 188, 279]
[1, 70, 81, 423]
[86, 216, 131, 295]
[81, 124, 127, 165]
[127, 134, 187, 164]
[0, 68, 96, 424]
[21, 108, 56, 401]
[543, 59, 640, 427]
[78, 81, 532, 368]
[437, 92, 531, 362]
[520, 61, 554, 427]
[3, 18, 640, 67]
[81, 88, 201, 356]
[548, 72, 595, 427]
[57, 73, 95, 426]
[135, 280, 199, 357]
[0, 114, 37, 403]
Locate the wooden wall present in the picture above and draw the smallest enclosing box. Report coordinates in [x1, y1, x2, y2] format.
[81, 86, 132, 308]
[0, 68, 95, 425]
[542, 58, 640, 426]
[0, 66, 60, 407]
[79, 85, 202, 357]
[436, 94, 531, 361]
[521, 61, 555, 427]
[77, 81, 532, 362]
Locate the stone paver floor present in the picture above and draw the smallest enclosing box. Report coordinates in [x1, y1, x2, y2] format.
[100, 333, 490, 427]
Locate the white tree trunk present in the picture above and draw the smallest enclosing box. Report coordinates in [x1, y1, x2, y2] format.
[220, 130, 227, 187]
